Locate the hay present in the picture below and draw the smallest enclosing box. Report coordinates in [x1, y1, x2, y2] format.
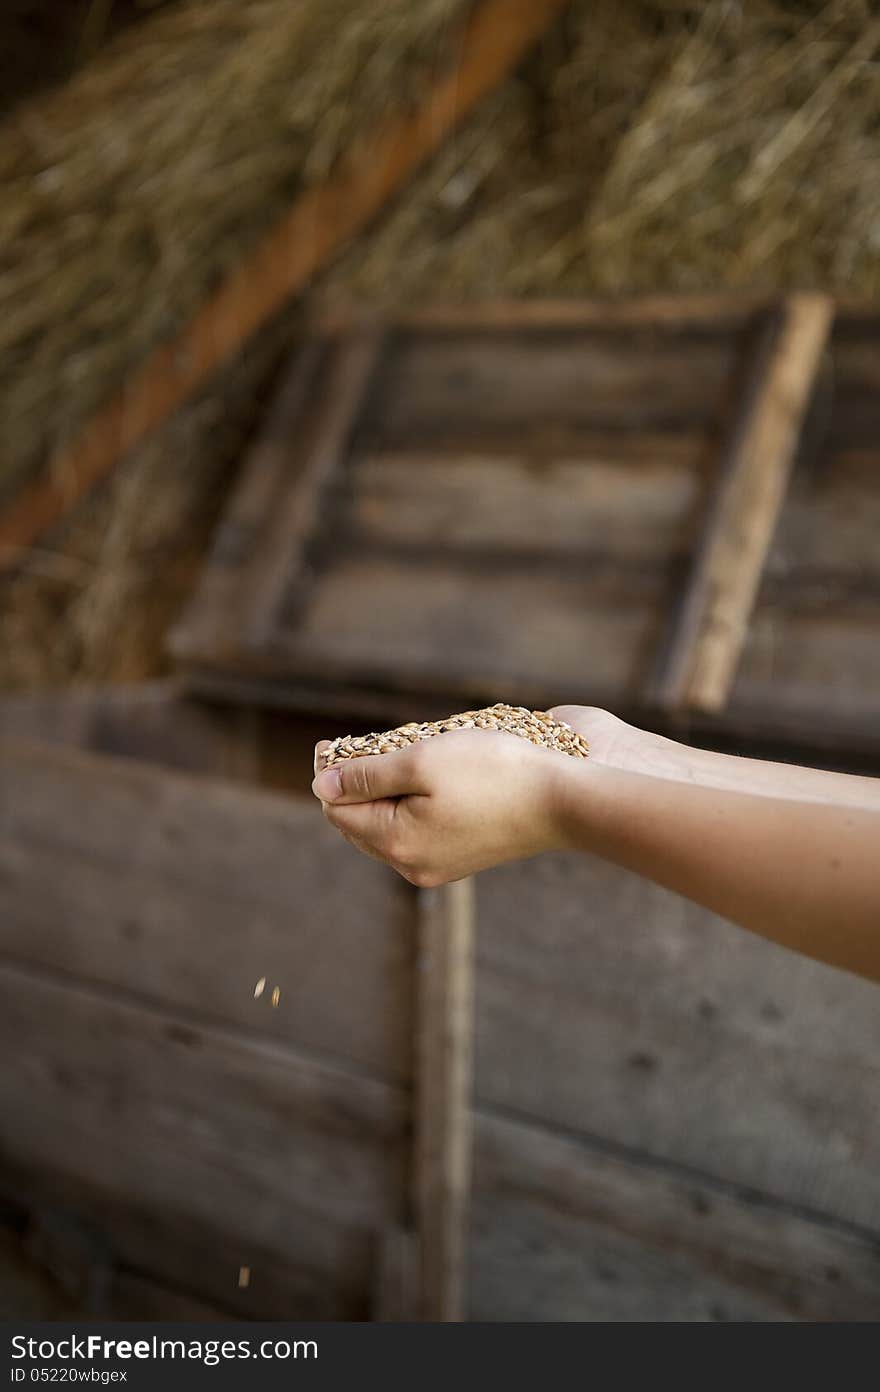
[2, 0, 880, 690]
[326, 0, 880, 301]
[0, 303, 298, 687]
[0, 2, 180, 122]
[0, 0, 472, 497]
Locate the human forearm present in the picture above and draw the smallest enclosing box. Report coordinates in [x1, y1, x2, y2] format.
[558, 762, 880, 981]
[630, 729, 880, 808]
[312, 706, 880, 983]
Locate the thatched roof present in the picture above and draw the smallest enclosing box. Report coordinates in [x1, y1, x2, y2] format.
[1, 0, 879, 688]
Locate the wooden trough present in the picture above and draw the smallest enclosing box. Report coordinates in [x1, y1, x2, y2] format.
[171, 295, 880, 766]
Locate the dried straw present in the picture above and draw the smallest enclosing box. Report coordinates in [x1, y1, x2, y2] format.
[2, 0, 880, 689]
[328, 0, 880, 301]
[0, 0, 471, 497]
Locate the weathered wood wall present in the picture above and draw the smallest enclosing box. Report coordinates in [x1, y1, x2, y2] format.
[1, 716, 879, 1321]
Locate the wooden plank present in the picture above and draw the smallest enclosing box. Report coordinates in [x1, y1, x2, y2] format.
[0, 963, 408, 1318]
[320, 295, 769, 334]
[414, 881, 476, 1322]
[257, 553, 664, 701]
[0, 681, 378, 794]
[471, 1110, 880, 1322]
[769, 446, 880, 579]
[346, 440, 706, 562]
[473, 852, 880, 1233]
[3, 967, 879, 1321]
[652, 294, 834, 713]
[2, 1210, 227, 1321]
[0, 682, 261, 782]
[360, 327, 742, 447]
[0, 1157, 362, 1321]
[0, 0, 571, 575]
[0, 740, 413, 1080]
[731, 605, 880, 729]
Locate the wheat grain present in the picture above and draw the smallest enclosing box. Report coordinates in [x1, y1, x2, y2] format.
[322, 703, 589, 767]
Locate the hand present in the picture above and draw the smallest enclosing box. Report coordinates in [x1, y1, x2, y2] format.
[547, 706, 670, 777]
[311, 720, 582, 886]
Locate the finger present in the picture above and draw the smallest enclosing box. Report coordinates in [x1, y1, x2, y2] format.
[323, 800, 398, 855]
[311, 746, 427, 805]
[549, 704, 597, 735]
[314, 740, 332, 777]
[334, 822, 387, 866]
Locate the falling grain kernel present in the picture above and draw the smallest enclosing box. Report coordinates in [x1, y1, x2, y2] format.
[271, 986, 281, 1008]
[238, 1266, 250, 1288]
[253, 977, 266, 999]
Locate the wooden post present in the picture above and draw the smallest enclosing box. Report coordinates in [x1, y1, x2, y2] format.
[651, 293, 833, 714]
[414, 878, 476, 1322]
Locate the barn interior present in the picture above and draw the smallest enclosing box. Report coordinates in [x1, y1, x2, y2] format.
[1, 0, 879, 1322]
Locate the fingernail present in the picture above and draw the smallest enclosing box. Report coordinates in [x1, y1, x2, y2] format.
[313, 768, 342, 802]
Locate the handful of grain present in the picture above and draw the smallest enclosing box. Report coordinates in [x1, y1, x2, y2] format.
[321, 703, 589, 767]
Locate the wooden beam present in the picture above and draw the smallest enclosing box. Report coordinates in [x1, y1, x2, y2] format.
[319, 294, 768, 335]
[651, 293, 834, 713]
[414, 879, 476, 1322]
[0, 0, 571, 576]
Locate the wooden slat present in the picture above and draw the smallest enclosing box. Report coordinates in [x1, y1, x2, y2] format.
[360, 326, 742, 446]
[0, 1155, 363, 1321]
[415, 881, 476, 1322]
[3, 966, 879, 1321]
[474, 852, 880, 1233]
[731, 605, 880, 729]
[0, 739, 413, 1079]
[253, 552, 663, 702]
[471, 1110, 880, 1322]
[0, 1224, 227, 1322]
[0, 0, 571, 574]
[0, 680, 378, 794]
[347, 441, 706, 562]
[652, 294, 834, 713]
[0, 682, 261, 781]
[320, 295, 769, 334]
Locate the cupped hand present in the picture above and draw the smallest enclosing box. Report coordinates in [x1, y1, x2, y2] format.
[546, 706, 677, 778]
[311, 705, 674, 885]
[311, 722, 579, 886]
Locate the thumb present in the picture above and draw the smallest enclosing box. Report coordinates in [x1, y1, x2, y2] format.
[548, 704, 592, 734]
[311, 747, 426, 805]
